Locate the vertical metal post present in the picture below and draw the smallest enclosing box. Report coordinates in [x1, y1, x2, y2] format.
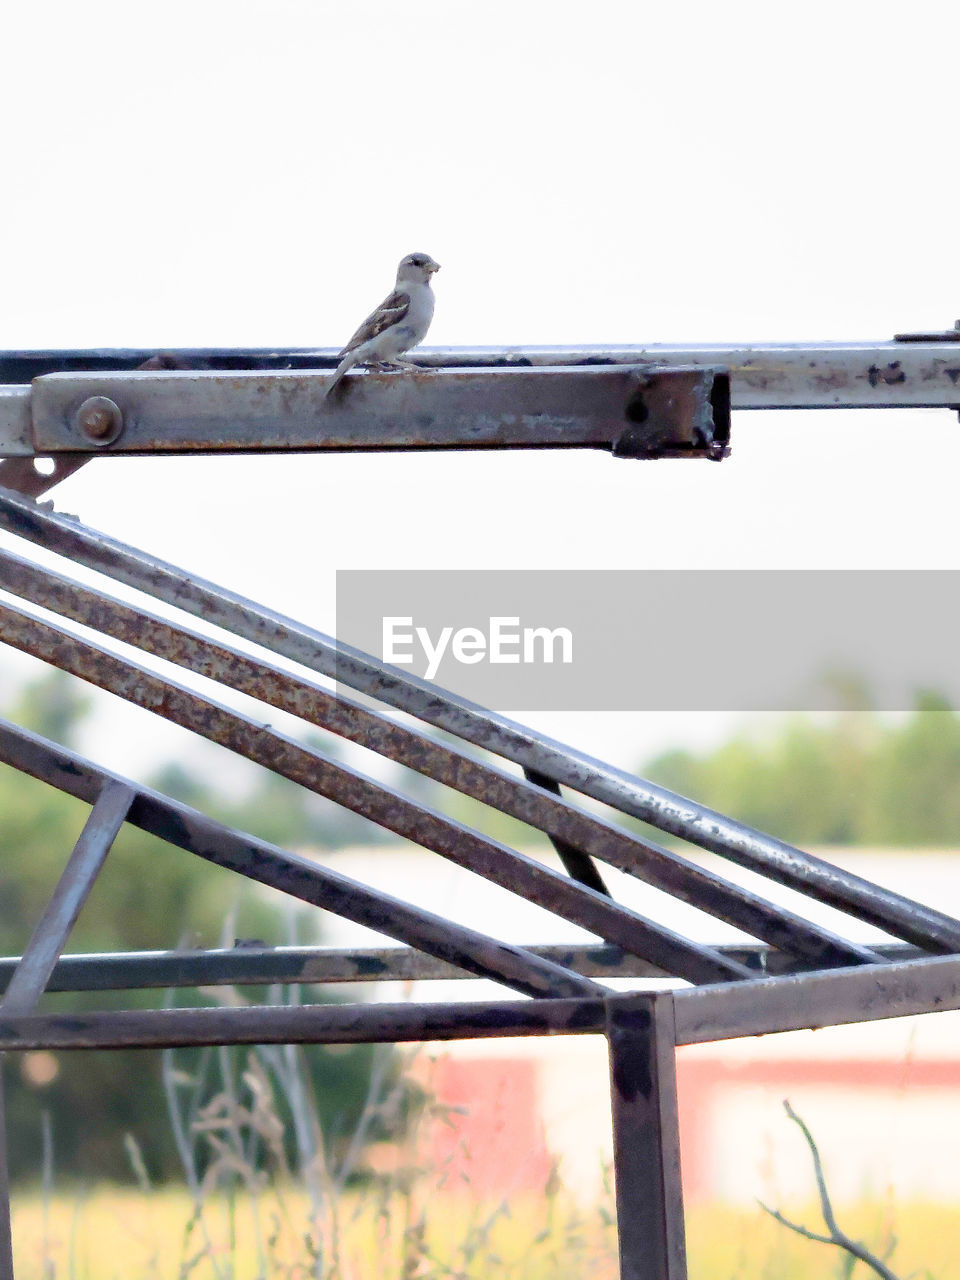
[0, 1061, 14, 1280]
[606, 993, 687, 1280]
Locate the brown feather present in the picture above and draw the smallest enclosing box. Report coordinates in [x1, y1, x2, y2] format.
[339, 289, 411, 356]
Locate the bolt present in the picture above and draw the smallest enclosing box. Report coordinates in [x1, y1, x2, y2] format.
[74, 396, 124, 445]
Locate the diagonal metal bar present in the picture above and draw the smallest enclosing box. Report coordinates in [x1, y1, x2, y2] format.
[0, 606, 751, 985]
[0, 544, 881, 970]
[2, 490, 955, 954]
[0, 780, 134, 1017]
[0, 720, 600, 1000]
[521, 766, 611, 896]
[4, 489, 945, 952]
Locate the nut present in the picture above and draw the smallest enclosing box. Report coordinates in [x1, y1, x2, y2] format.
[74, 396, 124, 446]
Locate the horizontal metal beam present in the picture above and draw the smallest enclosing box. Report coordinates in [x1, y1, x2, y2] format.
[0, 941, 927, 993]
[3, 337, 959, 458]
[415, 343, 960, 410]
[672, 952, 960, 1043]
[0, 998, 609, 1050]
[0, 951, 955, 1050]
[0, 338, 955, 424]
[3, 487, 953, 956]
[0, 365, 727, 460]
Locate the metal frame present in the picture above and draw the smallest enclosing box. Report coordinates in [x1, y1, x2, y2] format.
[1, 342, 959, 1280]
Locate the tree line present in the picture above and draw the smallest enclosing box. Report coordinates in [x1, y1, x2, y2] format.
[642, 693, 960, 847]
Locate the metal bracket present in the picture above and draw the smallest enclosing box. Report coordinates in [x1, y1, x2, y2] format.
[16, 365, 728, 462]
[5, 332, 960, 487]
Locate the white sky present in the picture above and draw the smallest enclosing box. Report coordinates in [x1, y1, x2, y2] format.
[1, 0, 959, 779]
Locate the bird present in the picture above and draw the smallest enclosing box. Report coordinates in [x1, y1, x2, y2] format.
[325, 252, 440, 398]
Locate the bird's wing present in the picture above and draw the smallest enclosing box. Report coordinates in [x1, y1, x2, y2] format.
[340, 289, 411, 355]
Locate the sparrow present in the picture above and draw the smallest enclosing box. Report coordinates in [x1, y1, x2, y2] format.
[325, 252, 440, 397]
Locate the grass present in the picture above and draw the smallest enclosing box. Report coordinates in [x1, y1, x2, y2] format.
[9, 981, 957, 1279]
[11, 1188, 959, 1279]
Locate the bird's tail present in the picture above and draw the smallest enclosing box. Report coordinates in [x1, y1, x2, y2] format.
[325, 352, 358, 400]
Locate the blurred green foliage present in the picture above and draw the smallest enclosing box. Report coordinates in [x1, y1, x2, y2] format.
[643, 693, 960, 847]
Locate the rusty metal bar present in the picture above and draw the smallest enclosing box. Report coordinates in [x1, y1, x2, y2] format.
[0, 955, 955, 1046]
[0, 608, 753, 985]
[0, 780, 133, 1017]
[15, 366, 726, 461]
[0, 952, 955, 1050]
[0, 722, 600, 1001]
[0, 455, 88, 499]
[2, 339, 959, 408]
[0, 942, 924, 994]
[0, 997, 608, 1051]
[672, 952, 960, 1043]
[606, 995, 687, 1280]
[0, 486, 953, 956]
[0, 544, 879, 970]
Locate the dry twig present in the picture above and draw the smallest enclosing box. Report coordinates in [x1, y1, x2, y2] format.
[758, 1099, 903, 1280]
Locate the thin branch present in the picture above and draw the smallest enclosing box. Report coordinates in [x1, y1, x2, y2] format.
[758, 1099, 904, 1280]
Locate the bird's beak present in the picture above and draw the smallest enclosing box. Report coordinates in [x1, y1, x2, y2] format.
[429, 262, 440, 274]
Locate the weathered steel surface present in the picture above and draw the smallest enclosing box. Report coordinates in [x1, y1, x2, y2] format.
[1, 954, 957, 1051]
[0, 997, 608, 1051]
[607, 996, 687, 1280]
[672, 952, 960, 1043]
[0, 941, 925, 994]
[4, 338, 960, 460]
[0, 607, 755, 986]
[1, 339, 958, 405]
[0, 720, 601, 1000]
[15, 366, 726, 460]
[1, 487, 954, 955]
[0, 454, 88, 497]
[0, 544, 880, 970]
[0, 388, 29, 454]
[0, 780, 133, 1016]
